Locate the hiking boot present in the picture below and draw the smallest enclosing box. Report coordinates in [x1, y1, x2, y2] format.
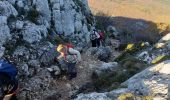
[68, 72, 77, 80]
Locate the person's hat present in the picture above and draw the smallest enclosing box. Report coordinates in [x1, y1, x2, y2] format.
[57, 44, 65, 52]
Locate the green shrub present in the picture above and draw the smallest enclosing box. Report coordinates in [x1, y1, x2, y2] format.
[141, 96, 153, 100]
[4, 42, 16, 55]
[118, 93, 134, 100]
[115, 42, 149, 62]
[151, 55, 170, 64]
[26, 8, 40, 23]
[93, 57, 147, 91]
[86, 14, 94, 25]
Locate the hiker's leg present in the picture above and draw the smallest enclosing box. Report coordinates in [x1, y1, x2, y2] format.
[67, 62, 77, 80]
[96, 38, 100, 47]
[101, 39, 105, 46]
[58, 59, 68, 72]
[91, 40, 96, 47]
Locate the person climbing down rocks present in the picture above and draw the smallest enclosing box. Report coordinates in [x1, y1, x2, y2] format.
[90, 29, 101, 47]
[56, 43, 81, 80]
[0, 60, 19, 100]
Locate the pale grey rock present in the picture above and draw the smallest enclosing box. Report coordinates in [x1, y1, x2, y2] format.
[16, 0, 25, 8]
[0, 1, 18, 17]
[137, 51, 152, 64]
[7, 0, 16, 5]
[74, 13, 83, 32]
[167, 41, 170, 50]
[61, 10, 75, 35]
[86, 47, 112, 62]
[0, 46, 5, 58]
[75, 88, 130, 100]
[0, 16, 11, 45]
[51, 0, 91, 37]
[28, 60, 40, 68]
[123, 60, 170, 99]
[155, 33, 170, 48]
[21, 63, 30, 76]
[47, 65, 61, 76]
[21, 22, 47, 44]
[52, 3, 60, 10]
[13, 46, 30, 61]
[75, 92, 112, 100]
[93, 62, 118, 77]
[15, 20, 24, 29]
[33, 0, 51, 22]
[107, 88, 131, 99]
[100, 62, 118, 71]
[53, 10, 63, 34]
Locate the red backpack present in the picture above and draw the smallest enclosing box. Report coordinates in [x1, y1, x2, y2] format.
[66, 43, 74, 49]
[99, 32, 104, 40]
[64, 43, 77, 63]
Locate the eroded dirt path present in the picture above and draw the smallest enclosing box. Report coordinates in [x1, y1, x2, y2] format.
[43, 53, 103, 100]
[18, 45, 121, 100]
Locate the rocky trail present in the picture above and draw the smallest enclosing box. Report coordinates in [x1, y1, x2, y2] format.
[45, 48, 120, 100]
[17, 45, 120, 100]
[1, 0, 170, 100]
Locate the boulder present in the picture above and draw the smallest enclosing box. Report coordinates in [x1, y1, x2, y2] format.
[13, 46, 30, 61]
[123, 60, 170, 99]
[92, 62, 118, 77]
[21, 22, 47, 44]
[0, 46, 5, 58]
[75, 92, 111, 100]
[107, 26, 118, 38]
[47, 65, 61, 76]
[155, 33, 170, 48]
[86, 47, 112, 62]
[75, 88, 131, 100]
[20, 63, 30, 76]
[0, 1, 18, 17]
[137, 51, 152, 64]
[6, 0, 16, 5]
[100, 62, 118, 71]
[0, 16, 11, 45]
[33, 0, 51, 22]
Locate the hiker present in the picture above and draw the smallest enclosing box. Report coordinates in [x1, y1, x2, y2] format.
[0, 60, 18, 100]
[90, 29, 100, 47]
[98, 30, 105, 46]
[56, 43, 81, 80]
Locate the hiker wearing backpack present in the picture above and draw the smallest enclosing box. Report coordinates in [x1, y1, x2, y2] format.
[0, 60, 18, 100]
[98, 30, 105, 46]
[56, 43, 81, 80]
[90, 29, 100, 47]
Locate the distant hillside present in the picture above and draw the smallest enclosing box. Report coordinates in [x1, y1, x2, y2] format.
[88, 0, 170, 23]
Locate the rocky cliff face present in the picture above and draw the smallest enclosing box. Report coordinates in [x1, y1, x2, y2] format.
[0, 0, 94, 99]
[0, 0, 94, 67]
[0, 0, 93, 46]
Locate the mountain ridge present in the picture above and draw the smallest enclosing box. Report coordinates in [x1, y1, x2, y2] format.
[88, 0, 170, 23]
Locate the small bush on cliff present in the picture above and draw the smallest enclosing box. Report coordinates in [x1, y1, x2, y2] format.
[26, 8, 40, 23]
[118, 93, 134, 100]
[93, 57, 147, 91]
[151, 55, 170, 64]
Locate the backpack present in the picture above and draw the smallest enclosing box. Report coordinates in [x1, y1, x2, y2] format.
[90, 31, 97, 40]
[64, 44, 78, 63]
[99, 32, 104, 40]
[66, 43, 74, 49]
[0, 60, 17, 80]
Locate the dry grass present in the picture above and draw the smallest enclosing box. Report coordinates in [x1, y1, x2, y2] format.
[88, 0, 170, 24]
[88, 0, 170, 43]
